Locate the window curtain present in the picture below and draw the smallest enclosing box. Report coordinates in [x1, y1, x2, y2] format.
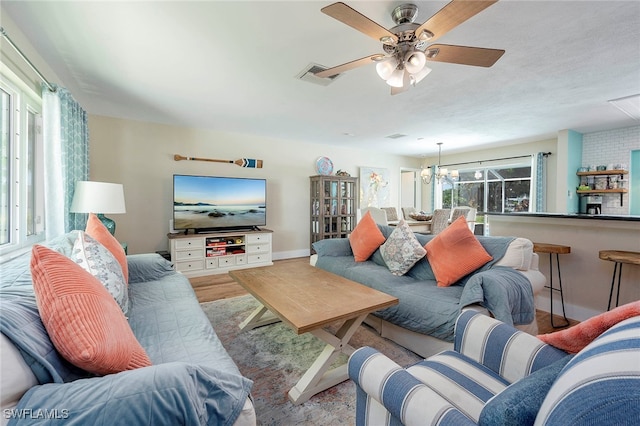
[42, 84, 89, 239]
[534, 152, 547, 212]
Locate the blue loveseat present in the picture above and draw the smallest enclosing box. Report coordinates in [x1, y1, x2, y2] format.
[312, 225, 546, 358]
[348, 310, 640, 425]
[0, 231, 255, 426]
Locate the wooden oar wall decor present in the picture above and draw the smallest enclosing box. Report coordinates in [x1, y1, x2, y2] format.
[174, 154, 263, 168]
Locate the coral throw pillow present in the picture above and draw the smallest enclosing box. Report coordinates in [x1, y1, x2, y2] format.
[86, 213, 128, 283]
[30, 245, 152, 375]
[538, 300, 640, 353]
[349, 211, 386, 262]
[425, 216, 493, 287]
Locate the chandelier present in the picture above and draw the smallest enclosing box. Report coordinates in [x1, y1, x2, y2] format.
[421, 142, 459, 184]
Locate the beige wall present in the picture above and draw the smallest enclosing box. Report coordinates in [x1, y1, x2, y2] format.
[88, 115, 421, 256]
[488, 214, 640, 320]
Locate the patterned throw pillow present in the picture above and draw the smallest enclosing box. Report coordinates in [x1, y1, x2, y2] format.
[349, 211, 386, 262]
[30, 245, 152, 376]
[72, 231, 129, 316]
[380, 220, 427, 276]
[425, 216, 493, 287]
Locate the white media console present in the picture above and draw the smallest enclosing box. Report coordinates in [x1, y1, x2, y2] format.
[168, 228, 273, 277]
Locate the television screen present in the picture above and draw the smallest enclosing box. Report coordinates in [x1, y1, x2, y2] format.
[173, 174, 266, 232]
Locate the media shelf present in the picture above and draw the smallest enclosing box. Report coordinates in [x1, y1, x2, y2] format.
[168, 229, 273, 277]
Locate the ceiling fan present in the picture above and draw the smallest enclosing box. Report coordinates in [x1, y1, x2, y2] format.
[314, 1, 505, 95]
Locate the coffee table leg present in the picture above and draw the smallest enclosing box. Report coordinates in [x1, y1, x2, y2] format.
[239, 304, 281, 331]
[288, 313, 367, 405]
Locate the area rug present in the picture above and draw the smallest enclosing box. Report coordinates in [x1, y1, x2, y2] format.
[200, 294, 422, 426]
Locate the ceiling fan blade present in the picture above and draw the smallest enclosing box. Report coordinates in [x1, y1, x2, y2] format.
[314, 54, 382, 78]
[414, 0, 498, 43]
[427, 44, 505, 67]
[321, 2, 398, 44]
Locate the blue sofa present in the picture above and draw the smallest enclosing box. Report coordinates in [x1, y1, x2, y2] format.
[312, 225, 546, 357]
[348, 310, 640, 425]
[0, 231, 255, 426]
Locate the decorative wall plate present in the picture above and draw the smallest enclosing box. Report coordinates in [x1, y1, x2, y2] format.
[316, 157, 334, 175]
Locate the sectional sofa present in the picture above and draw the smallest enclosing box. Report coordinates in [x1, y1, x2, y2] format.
[1, 223, 255, 426]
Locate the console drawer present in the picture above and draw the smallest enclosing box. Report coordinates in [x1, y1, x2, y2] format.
[175, 259, 204, 272]
[175, 249, 202, 261]
[248, 254, 269, 264]
[246, 244, 270, 254]
[247, 234, 271, 244]
[175, 238, 204, 250]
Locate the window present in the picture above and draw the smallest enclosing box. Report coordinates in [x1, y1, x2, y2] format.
[440, 163, 532, 214]
[0, 72, 45, 257]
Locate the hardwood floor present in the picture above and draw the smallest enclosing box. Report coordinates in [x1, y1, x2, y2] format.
[190, 257, 578, 335]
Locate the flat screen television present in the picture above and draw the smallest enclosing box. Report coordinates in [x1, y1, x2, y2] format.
[173, 174, 266, 233]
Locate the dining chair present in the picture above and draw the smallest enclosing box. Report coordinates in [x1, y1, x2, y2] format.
[430, 209, 451, 235]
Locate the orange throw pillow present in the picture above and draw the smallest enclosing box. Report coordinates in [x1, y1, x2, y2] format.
[349, 211, 386, 262]
[425, 216, 493, 287]
[86, 213, 128, 283]
[538, 300, 640, 353]
[30, 245, 152, 375]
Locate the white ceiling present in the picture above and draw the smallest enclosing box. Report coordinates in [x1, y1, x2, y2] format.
[3, 1, 640, 157]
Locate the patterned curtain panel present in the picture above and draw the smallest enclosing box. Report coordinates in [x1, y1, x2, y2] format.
[42, 84, 89, 238]
[535, 152, 547, 212]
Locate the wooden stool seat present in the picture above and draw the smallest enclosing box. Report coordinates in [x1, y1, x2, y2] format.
[599, 250, 640, 266]
[599, 250, 640, 310]
[533, 242, 571, 328]
[533, 243, 571, 255]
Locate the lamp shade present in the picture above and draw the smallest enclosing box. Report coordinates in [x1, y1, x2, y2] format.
[70, 181, 126, 214]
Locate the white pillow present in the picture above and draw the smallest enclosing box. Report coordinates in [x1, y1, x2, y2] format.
[494, 238, 533, 271]
[0, 333, 38, 416]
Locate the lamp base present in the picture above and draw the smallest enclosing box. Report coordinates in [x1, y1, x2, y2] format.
[97, 213, 116, 235]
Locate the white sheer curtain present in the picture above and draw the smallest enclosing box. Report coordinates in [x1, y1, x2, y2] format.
[42, 84, 89, 239]
[43, 88, 64, 239]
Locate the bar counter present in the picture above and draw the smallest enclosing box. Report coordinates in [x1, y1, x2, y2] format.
[486, 212, 640, 321]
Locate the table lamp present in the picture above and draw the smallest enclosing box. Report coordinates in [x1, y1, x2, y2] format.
[70, 181, 126, 235]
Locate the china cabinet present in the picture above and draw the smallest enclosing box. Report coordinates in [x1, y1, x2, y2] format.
[310, 175, 358, 252]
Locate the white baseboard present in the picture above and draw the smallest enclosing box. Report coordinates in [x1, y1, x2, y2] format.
[272, 249, 310, 261]
[535, 294, 603, 322]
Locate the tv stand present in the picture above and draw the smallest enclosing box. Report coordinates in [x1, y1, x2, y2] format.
[168, 228, 273, 277]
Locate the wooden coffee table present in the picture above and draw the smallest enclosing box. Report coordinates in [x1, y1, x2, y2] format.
[229, 262, 398, 404]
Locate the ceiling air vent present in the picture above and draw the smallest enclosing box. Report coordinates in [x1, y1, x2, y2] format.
[297, 63, 341, 86]
[385, 133, 408, 139]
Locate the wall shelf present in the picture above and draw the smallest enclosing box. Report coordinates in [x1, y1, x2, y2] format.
[576, 169, 628, 176]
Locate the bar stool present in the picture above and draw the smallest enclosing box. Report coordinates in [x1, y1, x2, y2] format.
[599, 250, 640, 310]
[533, 242, 571, 328]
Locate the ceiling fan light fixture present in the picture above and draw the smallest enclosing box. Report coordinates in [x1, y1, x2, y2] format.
[404, 50, 426, 74]
[375, 57, 399, 80]
[386, 68, 405, 88]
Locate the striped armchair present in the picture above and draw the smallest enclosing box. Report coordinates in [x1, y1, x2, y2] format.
[348, 310, 640, 425]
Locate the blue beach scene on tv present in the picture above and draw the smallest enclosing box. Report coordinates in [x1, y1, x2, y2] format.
[173, 175, 266, 231]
